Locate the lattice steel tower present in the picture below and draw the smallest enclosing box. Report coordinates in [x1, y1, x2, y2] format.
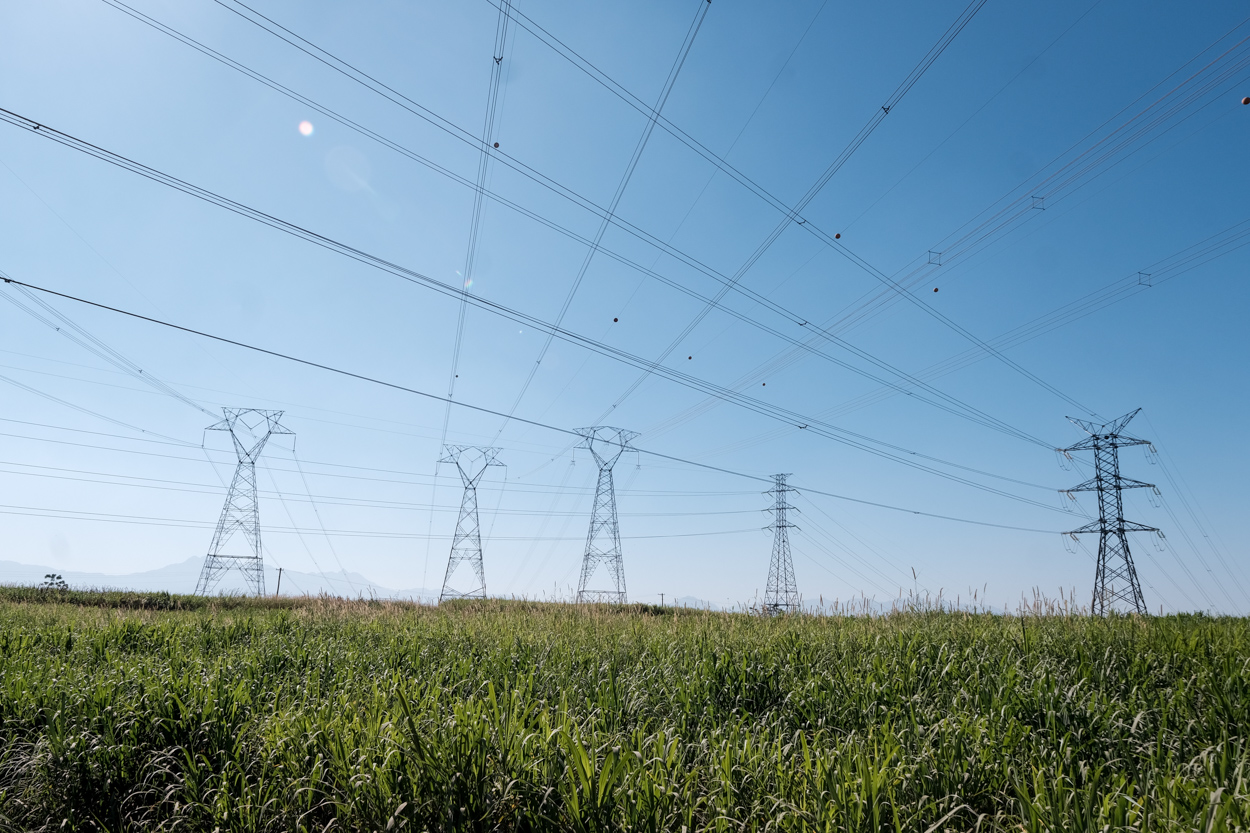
[196, 409, 292, 596]
[575, 427, 637, 604]
[1061, 409, 1158, 615]
[439, 446, 503, 602]
[763, 474, 800, 614]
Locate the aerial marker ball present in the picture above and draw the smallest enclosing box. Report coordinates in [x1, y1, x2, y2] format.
[688, 356, 692, 360]
[835, 233, 841, 239]
[1242, 96, 1250, 105]
[933, 287, 939, 292]
[494, 142, 500, 147]
[613, 317, 618, 322]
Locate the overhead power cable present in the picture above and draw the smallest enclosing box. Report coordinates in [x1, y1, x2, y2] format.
[0, 459, 765, 518]
[499, 4, 1250, 425]
[112, 0, 1242, 429]
[479, 0, 1093, 417]
[0, 275, 1064, 533]
[0, 369, 192, 446]
[594, 0, 991, 416]
[659, 218, 1250, 450]
[0, 121, 1060, 501]
[0, 260, 1060, 511]
[0, 501, 758, 542]
[0, 414, 758, 497]
[92, 0, 1051, 450]
[0, 278, 217, 418]
[495, 0, 712, 434]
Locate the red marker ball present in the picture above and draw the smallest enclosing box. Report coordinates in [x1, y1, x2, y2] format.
[835, 233, 841, 239]
[613, 317, 618, 322]
[493, 142, 500, 148]
[688, 356, 692, 360]
[1243, 97, 1250, 105]
[933, 287, 939, 293]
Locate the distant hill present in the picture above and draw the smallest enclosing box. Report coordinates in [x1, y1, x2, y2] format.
[0, 557, 439, 602]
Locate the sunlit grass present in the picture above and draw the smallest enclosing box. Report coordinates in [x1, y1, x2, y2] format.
[0, 589, 1245, 831]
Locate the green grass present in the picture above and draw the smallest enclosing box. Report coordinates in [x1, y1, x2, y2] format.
[0, 589, 1246, 831]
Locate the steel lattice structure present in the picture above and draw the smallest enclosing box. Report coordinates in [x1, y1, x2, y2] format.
[575, 427, 637, 604]
[1061, 408, 1159, 615]
[763, 473, 800, 614]
[196, 409, 292, 596]
[438, 446, 504, 602]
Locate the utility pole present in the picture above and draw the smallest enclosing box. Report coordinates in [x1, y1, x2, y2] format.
[659, 592, 664, 607]
[763, 473, 799, 614]
[575, 426, 637, 604]
[1061, 409, 1159, 615]
[196, 409, 292, 596]
[438, 446, 503, 602]
[274, 567, 283, 597]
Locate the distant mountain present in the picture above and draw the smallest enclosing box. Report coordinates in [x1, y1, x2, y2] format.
[0, 558, 439, 602]
[672, 596, 720, 611]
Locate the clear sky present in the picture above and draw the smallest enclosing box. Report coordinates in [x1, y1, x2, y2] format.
[0, 0, 1247, 612]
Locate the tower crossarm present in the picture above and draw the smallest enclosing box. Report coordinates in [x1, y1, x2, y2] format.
[1066, 519, 1159, 536]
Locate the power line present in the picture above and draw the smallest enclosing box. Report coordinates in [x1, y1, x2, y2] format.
[0, 149, 1060, 500]
[0, 275, 1065, 533]
[655, 218, 1250, 453]
[482, 0, 1100, 417]
[0, 458, 765, 518]
[0, 502, 759, 542]
[85, 0, 1056, 451]
[494, 0, 711, 435]
[587, 0, 996, 417]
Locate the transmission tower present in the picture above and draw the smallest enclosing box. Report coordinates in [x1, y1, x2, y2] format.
[575, 427, 637, 604]
[763, 474, 800, 614]
[438, 446, 504, 602]
[1061, 409, 1159, 615]
[196, 408, 292, 596]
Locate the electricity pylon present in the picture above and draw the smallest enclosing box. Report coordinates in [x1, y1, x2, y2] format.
[439, 446, 503, 602]
[575, 427, 637, 604]
[763, 473, 799, 614]
[1061, 409, 1158, 615]
[196, 409, 292, 596]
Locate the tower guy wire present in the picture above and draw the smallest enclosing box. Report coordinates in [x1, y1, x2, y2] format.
[438, 445, 504, 602]
[575, 427, 637, 604]
[196, 408, 293, 596]
[1060, 408, 1162, 615]
[763, 473, 800, 614]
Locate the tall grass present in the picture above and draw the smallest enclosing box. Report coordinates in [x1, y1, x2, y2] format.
[0, 591, 1245, 831]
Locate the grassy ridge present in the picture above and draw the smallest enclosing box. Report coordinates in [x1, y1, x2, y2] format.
[0, 592, 1246, 831]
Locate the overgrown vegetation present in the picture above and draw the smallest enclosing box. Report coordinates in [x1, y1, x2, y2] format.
[0, 590, 1245, 831]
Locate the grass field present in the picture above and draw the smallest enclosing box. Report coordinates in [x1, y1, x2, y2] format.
[0, 589, 1246, 831]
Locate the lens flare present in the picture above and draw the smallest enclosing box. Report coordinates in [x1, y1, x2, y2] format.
[298, 121, 314, 136]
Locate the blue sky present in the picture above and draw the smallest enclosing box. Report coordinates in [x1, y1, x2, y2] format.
[0, 0, 1246, 611]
